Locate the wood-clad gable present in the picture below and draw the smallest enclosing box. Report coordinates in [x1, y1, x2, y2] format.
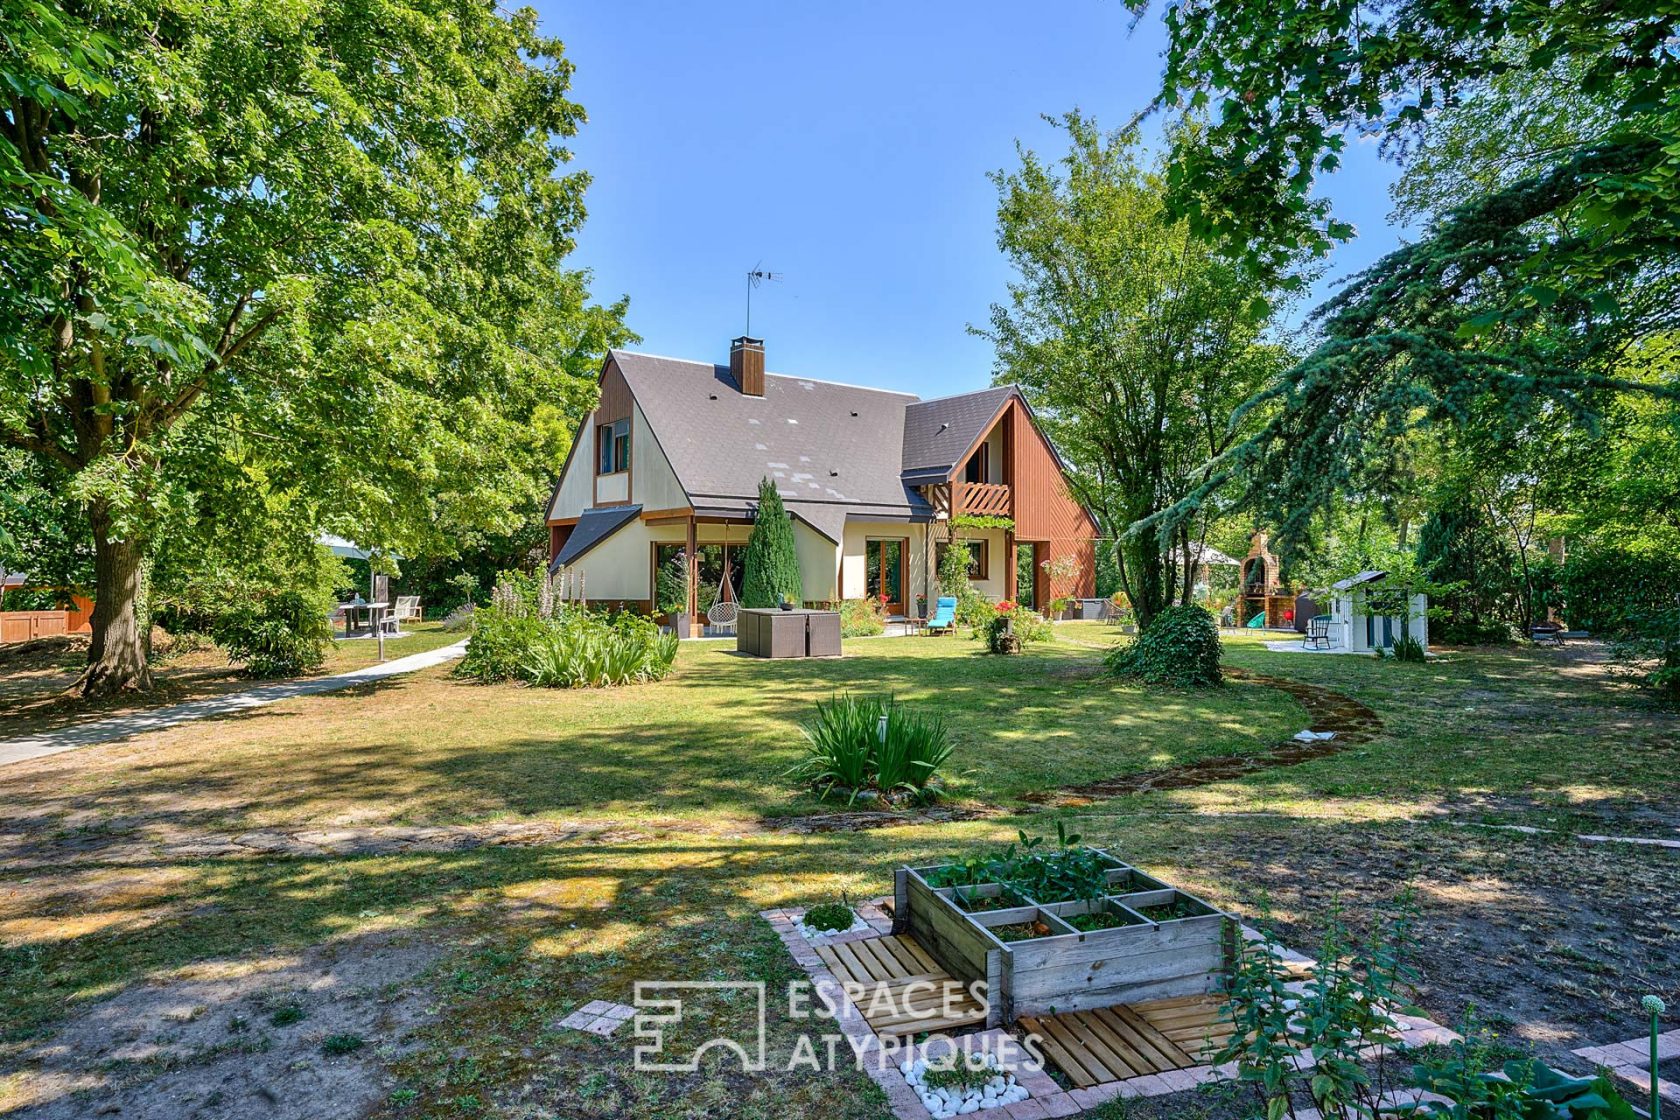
[1004, 398, 1097, 601]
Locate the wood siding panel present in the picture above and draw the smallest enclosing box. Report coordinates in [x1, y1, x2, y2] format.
[596, 361, 633, 425]
[1007, 402, 1097, 600]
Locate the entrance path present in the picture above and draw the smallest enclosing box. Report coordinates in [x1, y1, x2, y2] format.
[0, 640, 467, 767]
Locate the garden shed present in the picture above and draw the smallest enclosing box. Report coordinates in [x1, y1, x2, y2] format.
[1329, 570, 1428, 653]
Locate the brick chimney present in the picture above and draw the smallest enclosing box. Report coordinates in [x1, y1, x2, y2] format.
[730, 336, 765, 397]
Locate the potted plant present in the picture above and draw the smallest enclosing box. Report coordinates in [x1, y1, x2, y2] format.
[778, 594, 795, 612]
[1048, 595, 1071, 621]
[915, 593, 927, 618]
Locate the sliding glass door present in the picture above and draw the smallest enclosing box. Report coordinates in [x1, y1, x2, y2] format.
[865, 539, 905, 616]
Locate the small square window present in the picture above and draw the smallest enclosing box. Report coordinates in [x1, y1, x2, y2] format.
[597, 419, 630, 474]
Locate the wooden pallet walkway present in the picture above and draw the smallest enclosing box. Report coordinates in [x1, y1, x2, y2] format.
[1018, 996, 1233, 1087]
[814, 934, 989, 1037]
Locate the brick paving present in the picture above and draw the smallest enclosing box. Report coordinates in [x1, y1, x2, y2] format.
[1573, 1028, 1680, 1107]
[765, 898, 1461, 1119]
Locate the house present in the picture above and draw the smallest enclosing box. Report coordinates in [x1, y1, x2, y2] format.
[1328, 570, 1428, 653]
[544, 337, 1098, 634]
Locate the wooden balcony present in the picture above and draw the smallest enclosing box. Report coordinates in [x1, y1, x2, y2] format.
[952, 481, 1012, 519]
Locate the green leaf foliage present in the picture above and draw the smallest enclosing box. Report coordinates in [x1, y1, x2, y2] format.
[1106, 603, 1222, 687]
[1, 0, 633, 690]
[217, 590, 335, 679]
[975, 113, 1293, 626]
[739, 478, 803, 608]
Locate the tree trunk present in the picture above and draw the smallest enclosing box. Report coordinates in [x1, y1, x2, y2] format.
[74, 509, 153, 696]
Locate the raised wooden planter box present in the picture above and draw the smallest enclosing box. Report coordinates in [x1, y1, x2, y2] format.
[893, 849, 1235, 1025]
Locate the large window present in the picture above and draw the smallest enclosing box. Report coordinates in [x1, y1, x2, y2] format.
[597, 418, 630, 474]
[652, 543, 742, 615]
[936, 539, 989, 580]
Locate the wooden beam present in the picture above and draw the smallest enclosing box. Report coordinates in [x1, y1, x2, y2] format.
[642, 506, 696, 525]
[685, 516, 699, 637]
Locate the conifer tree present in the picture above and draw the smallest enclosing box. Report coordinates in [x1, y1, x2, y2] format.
[740, 478, 803, 608]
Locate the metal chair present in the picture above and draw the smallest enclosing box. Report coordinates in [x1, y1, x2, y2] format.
[1304, 614, 1332, 650]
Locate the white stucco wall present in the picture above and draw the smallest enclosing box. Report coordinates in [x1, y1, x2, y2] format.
[566, 517, 654, 602]
[841, 521, 931, 611]
[549, 419, 597, 520]
[794, 521, 840, 603]
[630, 400, 687, 511]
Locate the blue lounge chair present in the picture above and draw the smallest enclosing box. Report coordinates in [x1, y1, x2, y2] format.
[926, 596, 958, 636]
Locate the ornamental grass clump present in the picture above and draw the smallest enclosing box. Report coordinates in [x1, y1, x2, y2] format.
[791, 693, 953, 805]
[459, 593, 677, 689]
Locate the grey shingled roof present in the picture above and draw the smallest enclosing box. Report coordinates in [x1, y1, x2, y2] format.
[1332, 569, 1389, 591]
[611, 351, 932, 524]
[552, 504, 643, 569]
[901, 385, 1018, 473]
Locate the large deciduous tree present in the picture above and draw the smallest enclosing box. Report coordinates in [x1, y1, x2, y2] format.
[1132, 0, 1680, 554]
[975, 114, 1291, 627]
[1, 0, 630, 693]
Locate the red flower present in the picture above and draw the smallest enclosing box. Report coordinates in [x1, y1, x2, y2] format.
[997, 600, 1016, 612]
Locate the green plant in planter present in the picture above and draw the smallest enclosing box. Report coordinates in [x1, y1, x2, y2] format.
[803, 895, 856, 934]
[922, 1057, 993, 1093]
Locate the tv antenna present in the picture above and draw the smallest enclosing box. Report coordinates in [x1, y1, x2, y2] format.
[745, 264, 782, 336]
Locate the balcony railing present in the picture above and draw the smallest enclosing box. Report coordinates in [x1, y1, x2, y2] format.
[953, 481, 1012, 519]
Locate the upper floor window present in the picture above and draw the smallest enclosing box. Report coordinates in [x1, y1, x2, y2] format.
[963, 447, 990, 484]
[936, 539, 989, 580]
[597, 418, 630, 474]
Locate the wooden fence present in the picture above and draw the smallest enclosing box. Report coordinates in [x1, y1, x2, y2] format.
[0, 596, 94, 643]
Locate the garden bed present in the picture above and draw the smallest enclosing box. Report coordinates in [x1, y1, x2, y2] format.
[893, 847, 1235, 1023]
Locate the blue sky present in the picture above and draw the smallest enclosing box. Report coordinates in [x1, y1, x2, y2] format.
[547, 1, 1416, 398]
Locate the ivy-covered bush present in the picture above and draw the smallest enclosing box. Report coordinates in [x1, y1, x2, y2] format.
[218, 590, 335, 678]
[1106, 603, 1222, 687]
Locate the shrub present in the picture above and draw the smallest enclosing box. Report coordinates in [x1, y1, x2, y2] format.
[791, 693, 953, 804]
[655, 552, 688, 616]
[459, 605, 676, 688]
[836, 597, 886, 637]
[740, 477, 803, 608]
[1106, 603, 1222, 687]
[955, 590, 996, 634]
[1392, 633, 1427, 662]
[937, 535, 975, 598]
[456, 604, 548, 682]
[218, 591, 334, 678]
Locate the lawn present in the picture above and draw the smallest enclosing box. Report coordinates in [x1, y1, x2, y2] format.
[0, 628, 1674, 1119]
[0, 622, 463, 740]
